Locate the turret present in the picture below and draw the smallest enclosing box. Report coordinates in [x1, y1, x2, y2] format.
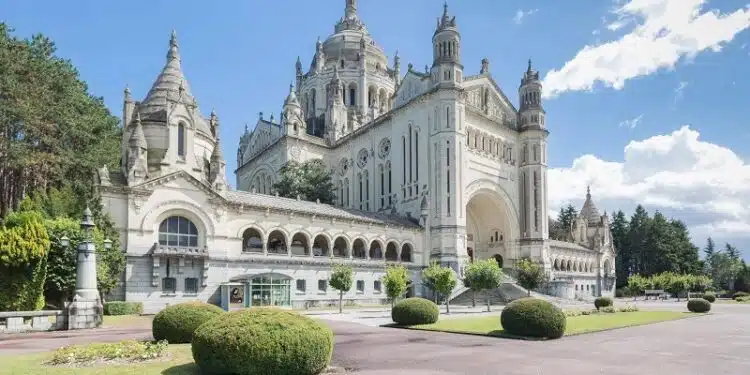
[325, 65, 347, 143]
[283, 83, 304, 135]
[126, 111, 148, 185]
[393, 51, 401, 86]
[295, 56, 303, 92]
[431, 2, 462, 85]
[518, 59, 545, 130]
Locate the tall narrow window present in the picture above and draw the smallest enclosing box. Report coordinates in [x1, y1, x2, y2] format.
[415, 132, 419, 185]
[402, 136, 406, 184]
[349, 88, 356, 106]
[365, 171, 370, 211]
[446, 141, 451, 216]
[339, 181, 344, 206]
[446, 107, 450, 128]
[344, 178, 350, 207]
[408, 125, 413, 189]
[387, 163, 392, 206]
[379, 165, 385, 209]
[533, 171, 539, 231]
[358, 173, 363, 210]
[177, 122, 186, 158]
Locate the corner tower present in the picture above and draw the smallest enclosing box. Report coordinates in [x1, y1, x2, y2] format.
[431, 2, 462, 86]
[518, 60, 549, 245]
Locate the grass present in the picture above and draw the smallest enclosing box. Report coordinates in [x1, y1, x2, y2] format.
[0, 344, 200, 375]
[405, 311, 698, 338]
[102, 315, 154, 328]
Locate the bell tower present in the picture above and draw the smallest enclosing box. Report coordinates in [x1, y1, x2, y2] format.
[430, 2, 462, 86]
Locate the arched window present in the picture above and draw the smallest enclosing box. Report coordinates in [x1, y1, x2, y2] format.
[242, 228, 263, 253]
[177, 122, 186, 158]
[369, 241, 383, 260]
[312, 235, 330, 257]
[385, 242, 398, 261]
[352, 239, 366, 259]
[348, 83, 357, 106]
[400, 243, 413, 262]
[159, 216, 198, 247]
[333, 237, 348, 258]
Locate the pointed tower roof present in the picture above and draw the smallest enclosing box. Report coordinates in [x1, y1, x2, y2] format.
[580, 186, 602, 225]
[141, 30, 195, 108]
[284, 83, 300, 107]
[128, 111, 148, 150]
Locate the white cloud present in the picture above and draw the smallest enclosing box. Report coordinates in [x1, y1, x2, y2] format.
[542, 0, 750, 98]
[673, 81, 688, 105]
[513, 9, 538, 25]
[618, 114, 644, 129]
[548, 126, 750, 240]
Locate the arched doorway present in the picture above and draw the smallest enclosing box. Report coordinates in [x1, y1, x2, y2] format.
[493, 254, 504, 269]
[465, 185, 518, 265]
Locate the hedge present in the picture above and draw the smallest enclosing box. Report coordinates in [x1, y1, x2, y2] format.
[391, 297, 440, 325]
[152, 302, 224, 344]
[192, 308, 334, 375]
[103, 301, 143, 316]
[687, 298, 711, 313]
[594, 297, 613, 311]
[500, 297, 566, 339]
[0, 210, 50, 311]
[732, 291, 749, 300]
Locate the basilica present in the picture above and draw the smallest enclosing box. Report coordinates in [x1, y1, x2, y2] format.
[98, 1, 616, 314]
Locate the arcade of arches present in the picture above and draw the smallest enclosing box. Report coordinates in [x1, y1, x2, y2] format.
[240, 227, 413, 262]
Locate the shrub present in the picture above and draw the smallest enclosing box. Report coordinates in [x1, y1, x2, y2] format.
[152, 302, 224, 344]
[192, 308, 333, 375]
[701, 293, 716, 303]
[737, 296, 750, 303]
[687, 298, 711, 313]
[732, 291, 749, 300]
[391, 297, 440, 325]
[599, 306, 617, 313]
[500, 297, 566, 339]
[48, 340, 168, 365]
[594, 297, 613, 311]
[618, 304, 639, 312]
[103, 301, 143, 316]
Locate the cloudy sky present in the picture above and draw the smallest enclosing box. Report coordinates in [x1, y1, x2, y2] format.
[3, 0, 749, 259]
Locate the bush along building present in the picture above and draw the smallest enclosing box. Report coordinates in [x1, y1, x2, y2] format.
[97, 1, 615, 313]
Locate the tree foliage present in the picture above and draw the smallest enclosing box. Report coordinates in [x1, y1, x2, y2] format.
[463, 259, 504, 312]
[0, 24, 121, 218]
[382, 264, 409, 307]
[272, 159, 335, 204]
[549, 204, 577, 240]
[421, 262, 457, 313]
[0, 204, 50, 311]
[329, 264, 353, 314]
[515, 258, 547, 296]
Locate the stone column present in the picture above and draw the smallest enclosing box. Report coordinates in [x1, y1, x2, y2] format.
[67, 207, 103, 330]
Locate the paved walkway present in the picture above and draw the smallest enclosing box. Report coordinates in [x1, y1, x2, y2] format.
[1, 302, 747, 374]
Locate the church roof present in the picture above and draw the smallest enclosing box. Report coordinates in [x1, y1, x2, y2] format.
[138, 30, 211, 136]
[224, 190, 422, 229]
[580, 186, 602, 225]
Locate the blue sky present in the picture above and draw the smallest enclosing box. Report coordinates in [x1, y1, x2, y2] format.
[4, 0, 750, 259]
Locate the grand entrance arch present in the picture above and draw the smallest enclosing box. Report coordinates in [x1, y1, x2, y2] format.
[465, 180, 520, 269]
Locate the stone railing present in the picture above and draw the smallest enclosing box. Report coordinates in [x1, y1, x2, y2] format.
[0, 310, 68, 333]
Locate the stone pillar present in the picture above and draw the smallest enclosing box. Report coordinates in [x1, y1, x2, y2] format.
[67, 207, 103, 330]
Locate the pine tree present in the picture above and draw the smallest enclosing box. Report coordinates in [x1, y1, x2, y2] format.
[725, 243, 740, 261]
[644, 211, 672, 275]
[669, 220, 700, 274]
[627, 205, 650, 275]
[610, 210, 630, 288]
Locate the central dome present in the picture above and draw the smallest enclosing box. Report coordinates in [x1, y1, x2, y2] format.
[321, 0, 389, 69]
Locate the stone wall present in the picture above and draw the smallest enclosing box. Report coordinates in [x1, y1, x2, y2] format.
[0, 310, 68, 333]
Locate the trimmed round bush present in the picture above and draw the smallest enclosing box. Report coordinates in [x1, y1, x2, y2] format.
[500, 297, 566, 339]
[594, 297, 613, 311]
[391, 297, 439, 325]
[687, 298, 711, 313]
[103, 301, 143, 316]
[192, 308, 333, 375]
[732, 291, 749, 300]
[702, 293, 716, 303]
[152, 302, 225, 344]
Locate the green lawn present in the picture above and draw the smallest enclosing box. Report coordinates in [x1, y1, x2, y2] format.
[407, 311, 697, 337]
[102, 314, 154, 328]
[1, 344, 199, 375]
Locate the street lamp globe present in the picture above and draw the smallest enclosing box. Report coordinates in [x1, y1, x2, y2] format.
[103, 238, 112, 250]
[60, 236, 70, 247]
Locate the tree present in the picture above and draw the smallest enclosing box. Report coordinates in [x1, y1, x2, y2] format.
[0, 205, 50, 311]
[725, 243, 740, 261]
[272, 159, 335, 204]
[664, 273, 690, 301]
[515, 258, 547, 296]
[626, 274, 648, 300]
[382, 265, 409, 308]
[711, 252, 742, 291]
[611, 210, 630, 288]
[463, 259, 504, 312]
[0, 24, 121, 218]
[329, 264, 353, 313]
[627, 205, 650, 276]
[734, 261, 750, 293]
[550, 204, 577, 240]
[421, 262, 457, 313]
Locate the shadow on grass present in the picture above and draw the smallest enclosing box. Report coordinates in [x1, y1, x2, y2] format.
[161, 362, 201, 375]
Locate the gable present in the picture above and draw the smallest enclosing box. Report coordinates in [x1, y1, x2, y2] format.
[464, 76, 517, 126]
[393, 72, 428, 109]
[242, 120, 282, 162]
[133, 170, 226, 203]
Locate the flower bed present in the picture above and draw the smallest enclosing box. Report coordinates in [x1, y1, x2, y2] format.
[47, 340, 168, 366]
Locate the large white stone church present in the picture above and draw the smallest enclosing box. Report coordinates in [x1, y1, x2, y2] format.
[98, 1, 616, 313]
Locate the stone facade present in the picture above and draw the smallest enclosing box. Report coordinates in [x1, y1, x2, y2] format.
[98, 1, 614, 313]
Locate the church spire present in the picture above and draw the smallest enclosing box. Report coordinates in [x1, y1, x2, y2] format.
[167, 30, 180, 61]
[141, 30, 196, 108]
[345, 0, 357, 19]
